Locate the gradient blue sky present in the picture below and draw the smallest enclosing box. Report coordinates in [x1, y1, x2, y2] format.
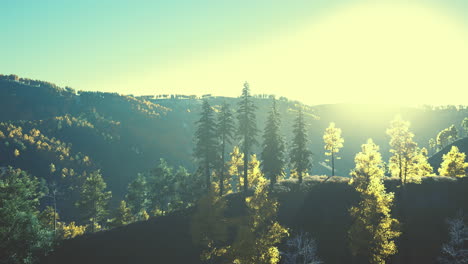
[2, 0, 468, 105]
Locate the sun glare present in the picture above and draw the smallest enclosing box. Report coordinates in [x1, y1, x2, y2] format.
[147, 2, 468, 106]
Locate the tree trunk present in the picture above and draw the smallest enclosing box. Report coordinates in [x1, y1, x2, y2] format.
[220, 139, 225, 196]
[243, 148, 249, 192]
[332, 151, 335, 176]
[53, 191, 57, 236]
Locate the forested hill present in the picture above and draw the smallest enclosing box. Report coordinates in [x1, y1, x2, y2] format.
[1, 75, 468, 216]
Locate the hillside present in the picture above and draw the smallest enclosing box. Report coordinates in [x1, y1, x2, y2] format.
[42, 177, 468, 264]
[1, 75, 468, 219]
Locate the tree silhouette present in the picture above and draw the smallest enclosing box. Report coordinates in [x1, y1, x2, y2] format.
[194, 99, 218, 189]
[290, 107, 312, 184]
[261, 98, 285, 186]
[236, 82, 258, 192]
[216, 102, 235, 195]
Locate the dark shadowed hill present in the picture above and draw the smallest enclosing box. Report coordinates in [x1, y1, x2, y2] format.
[42, 177, 468, 264]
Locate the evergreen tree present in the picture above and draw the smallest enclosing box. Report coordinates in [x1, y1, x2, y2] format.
[462, 117, 468, 138]
[194, 99, 218, 189]
[323, 122, 344, 177]
[261, 98, 285, 186]
[111, 200, 134, 227]
[349, 139, 401, 264]
[0, 167, 53, 264]
[147, 159, 174, 214]
[438, 146, 468, 178]
[237, 82, 258, 192]
[290, 107, 312, 183]
[216, 102, 235, 195]
[76, 170, 112, 232]
[387, 116, 425, 186]
[126, 173, 148, 214]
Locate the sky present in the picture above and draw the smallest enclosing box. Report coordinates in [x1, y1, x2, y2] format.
[1, 0, 468, 106]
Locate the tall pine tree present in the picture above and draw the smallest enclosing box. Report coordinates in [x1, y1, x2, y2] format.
[237, 82, 258, 192]
[216, 102, 235, 195]
[76, 170, 112, 232]
[290, 107, 312, 184]
[261, 98, 285, 186]
[194, 99, 218, 189]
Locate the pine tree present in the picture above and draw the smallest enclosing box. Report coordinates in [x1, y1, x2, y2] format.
[126, 173, 148, 214]
[462, 117, 468, 138]
[147, 159, 174, 214]
[387, 116, 425, 185]
[216, 102, 235, 195]
[194, 99, 218, 189]
[438, 146, 468, 177]
[112, 200, 134, 227]
[0, 167, 54, 263]
[237, 82, 258, 192]
[76, 170, 112, 232]
[349, 139, 401, 264]
[261, 98, 285, 186]
[323, 122, 344, 177]
[290, 107, 312, 183]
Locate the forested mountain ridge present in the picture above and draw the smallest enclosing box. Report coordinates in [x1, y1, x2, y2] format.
[2, 74, 468, 264]
[1, 75, 468, 208]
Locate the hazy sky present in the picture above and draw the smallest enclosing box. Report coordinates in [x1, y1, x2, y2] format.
[2, 0, 468, 105]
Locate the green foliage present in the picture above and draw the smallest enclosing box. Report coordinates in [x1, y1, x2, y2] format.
[194, 178, 288, 264]
[110, 200, 135, 227]
[290, 107, 312, 183]
[387, 116, 429, 185]
[323, 122, 344, 177]
[0, 167, 53, 264]
[57, 221, 86, 239]
[237, 82, 259, 191]
[261, 98, 285, 186]
[216, 102, 235, 195]
[75, 170, 112, 232]
[143, 159, 203, 215]
[462, 117, 468, 138]
[191, 184, 229, 257]
[194, 99, 218, 188]
[228, 146, 244, 193]
[437, 125, 459, 150]
[438, 146, 468, 177]
[126, 173, 149, 214]
[349, 139, 401, 264]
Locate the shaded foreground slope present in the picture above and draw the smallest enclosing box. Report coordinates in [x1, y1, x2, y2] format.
[43, 177, 468, 264]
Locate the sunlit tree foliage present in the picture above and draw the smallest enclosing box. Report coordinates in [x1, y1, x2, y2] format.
[323, 122, 344, 177]
[438, 146, 468, 178]
[349, 139, 401, 264]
